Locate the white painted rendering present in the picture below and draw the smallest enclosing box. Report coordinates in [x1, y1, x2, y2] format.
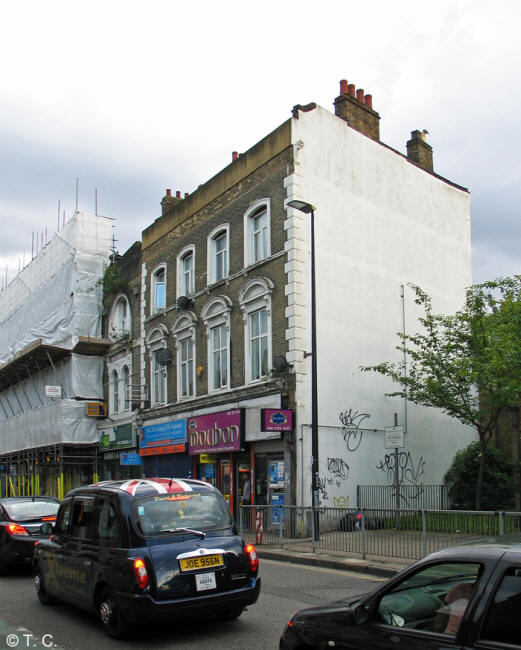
[285, 106, 476, 509]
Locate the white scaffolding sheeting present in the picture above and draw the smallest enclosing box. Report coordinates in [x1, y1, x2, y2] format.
[0, 212, 112, 365]
[0, 355, 104, 422]
[0, 400, 99, 455]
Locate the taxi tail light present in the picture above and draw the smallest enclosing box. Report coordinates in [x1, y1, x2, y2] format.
[41, 516, 56, 522]
[133, 558, 149, 590]
[244, 544, 258, 575]
[7, 523, 29, 536]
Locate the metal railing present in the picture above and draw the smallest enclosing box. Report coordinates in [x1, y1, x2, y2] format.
[239, 505, 521, 561]
[357, 484, 452, 510]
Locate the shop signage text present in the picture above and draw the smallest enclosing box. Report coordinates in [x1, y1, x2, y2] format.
[139, 419, 187, 456]
[188, 409, 244, 455]
[99, 423, 133, 450]
[261, 409, 294, 432]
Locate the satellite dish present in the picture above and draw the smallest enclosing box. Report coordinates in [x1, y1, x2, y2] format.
[155, 349, 173, 366]
[177, 295, 192, 309]
[272, 355, 289, 372]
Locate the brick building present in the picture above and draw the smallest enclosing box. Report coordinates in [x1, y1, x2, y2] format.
[122, 78, 477, 520]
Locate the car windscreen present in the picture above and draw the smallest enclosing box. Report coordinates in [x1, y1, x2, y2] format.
[133, 492, 233, 536]
[4, 499, 59, 521]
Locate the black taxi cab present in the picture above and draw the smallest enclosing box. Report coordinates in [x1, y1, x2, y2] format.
[33, 478, 260, 638]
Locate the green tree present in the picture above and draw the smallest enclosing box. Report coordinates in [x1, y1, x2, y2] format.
[362, 276, 521, 509]
[444, 441, 516, 511]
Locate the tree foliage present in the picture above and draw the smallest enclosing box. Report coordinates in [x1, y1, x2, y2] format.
[444, 441, 516, 511]
[100, 263, 128, 297]
[362, 276, 521, 509]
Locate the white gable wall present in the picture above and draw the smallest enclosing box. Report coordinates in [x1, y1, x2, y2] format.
[285, 106, 476, 508]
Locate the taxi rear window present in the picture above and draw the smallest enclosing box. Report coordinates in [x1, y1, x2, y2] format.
[132, 492, 233, 536]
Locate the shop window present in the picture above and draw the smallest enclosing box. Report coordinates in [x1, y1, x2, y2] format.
[244, 200, 271, 267]
[239, 277, 273, 383]
[207, 225, 229, 284]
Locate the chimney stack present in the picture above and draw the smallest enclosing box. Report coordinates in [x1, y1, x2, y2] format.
[406, 130, 433, 172]
[334, 79, 380, 140]
[161, 188, 185, 216]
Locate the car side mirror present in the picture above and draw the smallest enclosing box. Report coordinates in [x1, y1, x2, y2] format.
[40, 522, 54, 536]
[348, 603, 369, 626]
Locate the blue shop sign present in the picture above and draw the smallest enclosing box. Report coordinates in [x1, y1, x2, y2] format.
[121, 453, 142, 466]
[140, 419, 187, 448]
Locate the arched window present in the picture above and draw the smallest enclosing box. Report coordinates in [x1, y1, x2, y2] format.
[207, 225, 229, 284]
[244, 200, 271, 267]
[202, 296, 232, 392]
[239, 277, 273, 383]
[146, 326, 169, 405]
[109, 295, 131, 341]
[151, 265, 167, 314]
[172, 313, 197, 400]
[122, 365, 130, 411]
[111, 369, 119, 414]
[177, 246, 195, 297]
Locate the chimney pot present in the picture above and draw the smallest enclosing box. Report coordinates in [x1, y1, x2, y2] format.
[166, 189, 171, 197]
[348, 84, 356, 97]
[184, 192, 189, 198]
[364, 94, 372, 109]
[340, 79, 348, 95]
[356, 89, 365, 103]
[176, 191, 181, 198]
[232, 151, 238, 161]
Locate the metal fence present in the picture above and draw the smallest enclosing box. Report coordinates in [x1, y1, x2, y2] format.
[357, 484, 452, 510]
[239, 505, 521, 561]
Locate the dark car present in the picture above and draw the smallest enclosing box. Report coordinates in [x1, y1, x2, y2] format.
[34, 478, 260, 638]
[280, 535, 521, 649]
[0, 496, 60, 574]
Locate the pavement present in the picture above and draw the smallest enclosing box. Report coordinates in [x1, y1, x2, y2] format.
[255, 544, 413, 578]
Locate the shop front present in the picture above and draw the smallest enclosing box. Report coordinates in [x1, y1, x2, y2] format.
[188, 409, 250, 520]
[99, 422, 141, 481]
[139, 418, 190, 478]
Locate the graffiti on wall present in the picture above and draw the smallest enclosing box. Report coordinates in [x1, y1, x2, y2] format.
[376, 451, 426, 504]
[339, 409, 370, 452]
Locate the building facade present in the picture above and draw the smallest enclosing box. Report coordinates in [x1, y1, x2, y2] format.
[130, 79, 476, 517]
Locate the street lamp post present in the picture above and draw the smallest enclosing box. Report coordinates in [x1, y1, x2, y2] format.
[287, 200, 319, 539]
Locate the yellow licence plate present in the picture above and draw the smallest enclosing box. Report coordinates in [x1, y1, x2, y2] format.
[179, 554, 223, 571]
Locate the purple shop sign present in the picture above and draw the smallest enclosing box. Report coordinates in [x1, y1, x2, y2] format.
[261, 408, 294, 432]
[188, 409, 245, 455]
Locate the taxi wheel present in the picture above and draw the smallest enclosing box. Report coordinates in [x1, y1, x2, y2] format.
[34, 567, 56, 605]
[99, 588, 128, 639]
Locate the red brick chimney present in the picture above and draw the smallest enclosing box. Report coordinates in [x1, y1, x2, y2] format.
[334, 79, 380, 140]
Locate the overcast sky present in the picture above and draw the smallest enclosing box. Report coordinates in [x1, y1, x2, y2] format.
[1, 0, 519, 288]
